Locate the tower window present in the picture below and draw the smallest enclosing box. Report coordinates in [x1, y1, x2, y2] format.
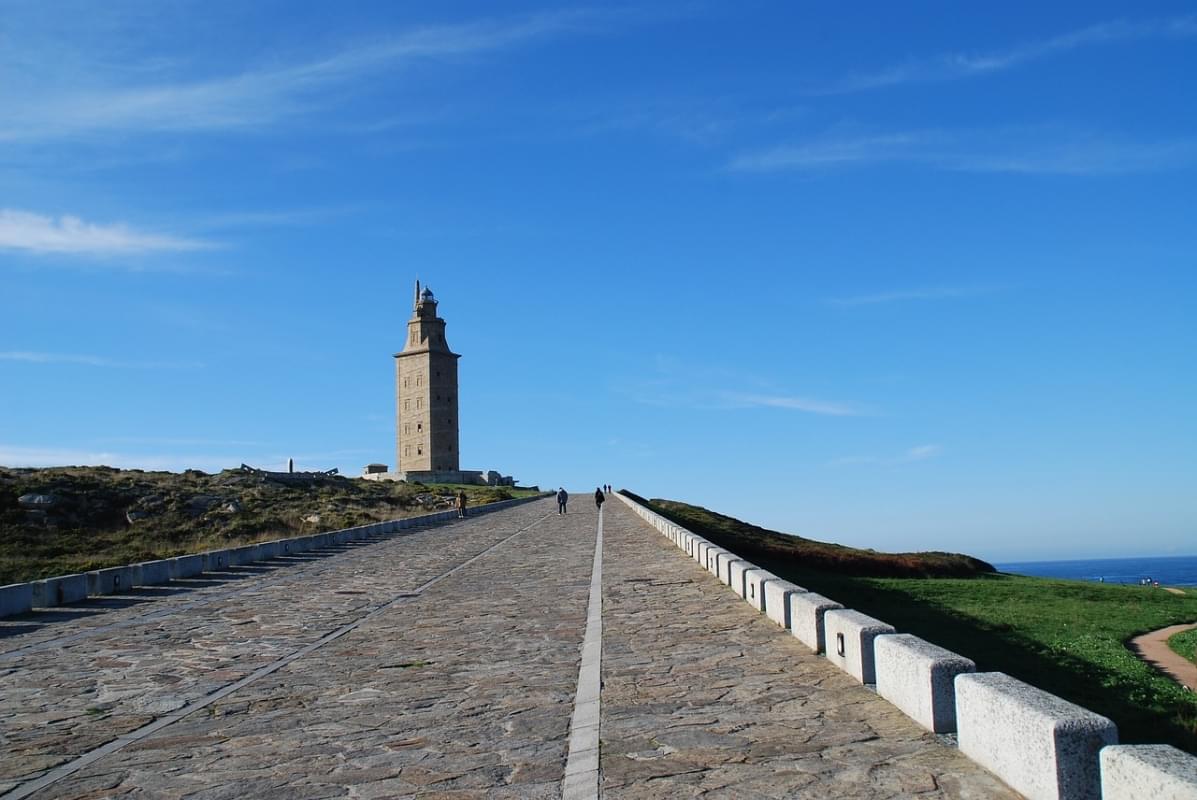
[417, 422, 422, 433]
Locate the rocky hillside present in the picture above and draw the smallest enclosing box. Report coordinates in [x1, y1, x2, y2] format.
[0, 466, 537, 583]
[625, 492, 995, 578]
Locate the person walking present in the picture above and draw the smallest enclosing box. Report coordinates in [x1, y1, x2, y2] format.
[456, 490, 468, 519]
[557, 487, 569, 515]
[595, 487, 605, 510]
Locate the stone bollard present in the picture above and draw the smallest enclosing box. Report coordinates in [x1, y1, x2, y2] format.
[823, 609, 895, 684]
[87, 566, 135, 596]
[0, 583, 34, 617]
[1100, 744, 1197, 799]
[727, 559, 755, 596]
[763, 579, 805, 628]
[132, 559, 172, 587]
[31, 574, 88, 607]
[874, 634, 975, 733]
[956, 672, 1117, 800]
[707, 548, 732, 577]
[788, 592, 845, 653]
[170, 554, 205, 579]
[742, 568, 779, 613]
[206, 549, 234, 571]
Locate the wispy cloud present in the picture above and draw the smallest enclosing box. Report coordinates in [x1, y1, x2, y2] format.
[826, 286, 998, 307]
[618, 357, 867, 417]
[1, 11, 605, 141]
[720, 392, 866, 417]
[832, 444, 943, 466]
[0, 209, 212, 255]
[812, 16, 1197, 94]
[728, 129, 1197, 176]
[191, 207, 354, 231]
[0, 351, 201, 369]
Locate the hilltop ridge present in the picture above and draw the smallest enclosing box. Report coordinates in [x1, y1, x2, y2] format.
[0, 465, 538, 583]
[623, 491, 995, 578]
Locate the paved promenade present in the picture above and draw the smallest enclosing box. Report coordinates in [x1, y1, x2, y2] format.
[0, 497, 1017, 799]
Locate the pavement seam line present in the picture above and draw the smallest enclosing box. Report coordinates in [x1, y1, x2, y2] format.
[0, 508, 554, 800]
[563, 505, 603, 800]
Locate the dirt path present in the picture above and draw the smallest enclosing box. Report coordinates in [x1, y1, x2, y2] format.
[1130, 622, 1197, 691]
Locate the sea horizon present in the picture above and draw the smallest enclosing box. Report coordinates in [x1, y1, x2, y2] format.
[996, 553, 1197, 587]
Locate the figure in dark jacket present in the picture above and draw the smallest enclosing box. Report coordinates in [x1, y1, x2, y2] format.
[557, 488, 568, 515]
[456, 490, 467, 519]
[595, 488, 605, 510]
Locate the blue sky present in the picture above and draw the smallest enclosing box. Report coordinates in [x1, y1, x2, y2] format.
[1, 1, 1194, 562]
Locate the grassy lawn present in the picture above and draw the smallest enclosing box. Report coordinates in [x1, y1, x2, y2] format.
[1170, 627, 1197, 664]
[638, 493, 1197, 754]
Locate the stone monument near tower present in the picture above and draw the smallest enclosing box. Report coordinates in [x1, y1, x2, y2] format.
[364, 281, 514, 486]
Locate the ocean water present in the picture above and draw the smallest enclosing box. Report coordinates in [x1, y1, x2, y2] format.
[997, 555, 1197, 587]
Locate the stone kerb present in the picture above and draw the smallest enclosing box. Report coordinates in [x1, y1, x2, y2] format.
[87, 565, 135, 596]
[256, 541, 281, 560]
[727, 559, 754, 597]
[743, 567, 778, 612]
[722, 557, 751, 590]
[203, 549, 230, 572]
[763, 579, 805, 629]
[956, 671, 1117, 800]
[789, 591, 844, 653]
[0, 583, 34, 616]
[31, 574, 88, 607]
[227, 544, 260, 566]
[170, 554, 204, 579]
[132, 559, 172, 587]
[824, 609, 895, 684]
[705, 546, 729, 576]
[874, 633, 975, 733]
[1100, 744, 1197, 799]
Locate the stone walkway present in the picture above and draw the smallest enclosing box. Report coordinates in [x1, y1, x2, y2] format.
[1130, 622, 1197, 692]
[0, 497, 1019, 798]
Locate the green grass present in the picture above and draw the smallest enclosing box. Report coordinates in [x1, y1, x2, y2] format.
[1170, 627, 1197, 665]
[638, 493, 1197, 754]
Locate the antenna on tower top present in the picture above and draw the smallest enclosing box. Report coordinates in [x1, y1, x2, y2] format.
[414, 279, 421, 309]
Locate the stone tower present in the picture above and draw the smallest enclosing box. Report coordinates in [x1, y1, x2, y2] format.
[394, 281, 461, 474]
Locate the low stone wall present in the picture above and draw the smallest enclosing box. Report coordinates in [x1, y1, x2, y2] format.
[612, 490, 1197, 800]
[1, 494, 542, 617]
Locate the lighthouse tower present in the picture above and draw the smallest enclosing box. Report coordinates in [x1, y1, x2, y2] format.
[394, 281, 461, 474]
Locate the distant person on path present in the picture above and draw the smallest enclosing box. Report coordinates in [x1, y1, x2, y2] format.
[456, 490, 467, 519]
[595, 487, 605, 510]
[557, 488, 568, 515]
